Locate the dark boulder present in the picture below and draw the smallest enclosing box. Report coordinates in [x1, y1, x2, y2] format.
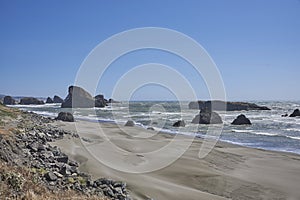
[173, 120, 186, 127]
[231, 114, 251, 125]
[108, 98, 120, 103]
[188, 100, 270, 111]
[289, 109, 300, 117]
[125, 120, 135, 127]
[281, 113, 288, 117]
[147, 127, 155, 131]
[53, 95, 64, 103]
[191, 110, 223, 124]
[20, 97, 44, 105]
[55, 112, 74, 122]
[61, 86, 94, 108]
[44, 172, 57, 182]
[46, 97, 54, 103]
[95, 94, 106, 108]
[3, 96, 16, 105]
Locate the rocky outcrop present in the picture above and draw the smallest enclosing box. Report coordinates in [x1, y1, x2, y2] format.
[173, 120, 186, 127]
[191, 110, 223, 124]
[289, 109, 300, 117]
[108, 98, 120, 103]
[0, 111, 131, 200]
[3, 96, 16, 105]
[46, 97, 53, 103]
[61, 86, 94, 108]
[20, 97, 44, 105]
[125, 120, 135, 127]
[231, 114, 251, 125]
[55, 112, 74, 122]
[95, 94, 106, 108]
[188, 100, 270, 111]
[53, 95, 64, 103]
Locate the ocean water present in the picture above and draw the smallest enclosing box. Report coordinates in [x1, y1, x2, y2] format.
[10, 101, 300, 154]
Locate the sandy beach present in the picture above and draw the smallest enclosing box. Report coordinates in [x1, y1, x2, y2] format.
[52, 120, 300, 200]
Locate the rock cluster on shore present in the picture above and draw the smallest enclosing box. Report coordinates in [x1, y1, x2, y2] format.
[0, 108, 131, 200]
[55, 112, 75, 122]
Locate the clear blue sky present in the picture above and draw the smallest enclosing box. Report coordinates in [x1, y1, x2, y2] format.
[1, 0, 299, 100]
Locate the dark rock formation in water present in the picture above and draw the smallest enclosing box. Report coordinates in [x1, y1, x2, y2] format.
[125, 120, 135, 127]
[108, 98, 120, 103]
[3, 96, 16, 105]
[289, 109, 300, 117]
[173, 120, 186, 127]
[20, 97, 44, 105]
[55, 112, 74, 122]
[61, 86, 95, 108]
[231, 114, 251, 125]
[46, 97, 54, 103]
[188, 100, 270, 111]
[95, 94, 106, 108]
[191, 110, 223, 124]
[53, 95, 64, 103]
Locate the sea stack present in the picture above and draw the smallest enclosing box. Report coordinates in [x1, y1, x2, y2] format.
[289, 109, 300, 117]
[61, 86, 95, 108]
[46, 97, 54, 103]
[188, 100, 270, 111]
[231, 114, 252, 125]
[3, 96, 16, 105]
[191, 109, 223, 124]
[53, 95, 64, 103]
[20, 97, 44, 105]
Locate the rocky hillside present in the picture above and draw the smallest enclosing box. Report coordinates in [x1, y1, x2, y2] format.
[0, 104, 131, 200]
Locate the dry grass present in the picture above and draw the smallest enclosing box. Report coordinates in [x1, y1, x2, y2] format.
[0, 162, 108, 200]
[0, 104, 19, 119]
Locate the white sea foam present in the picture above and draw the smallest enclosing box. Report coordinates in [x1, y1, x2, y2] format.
[253, 132, 278, 136]
[286, 136, 300, 141]
[232, 129, 253, 133]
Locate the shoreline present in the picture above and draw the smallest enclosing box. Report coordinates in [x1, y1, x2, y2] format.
[33, 110, 300, 156]
[52, 119, 300, 200]
[9, 102, 300, 157]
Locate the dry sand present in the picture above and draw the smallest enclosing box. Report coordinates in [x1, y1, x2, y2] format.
[52, 120, 300, 200]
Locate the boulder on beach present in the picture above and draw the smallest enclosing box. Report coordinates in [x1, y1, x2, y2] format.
[53, 95, 64, 103]
[95, 94, 106, 108]
[3, 96, 16, 105]
[147, 127, 155, 131]
[231, 114, 251, 125]
[289, 109, 300, 117]
[125, 120, 135, 127]
[55, 112, 74, 122]
[188, 100, 270, 111]
[20, 97, 44, 105]
[191, 109, 223, 124]
[61, 86, 94, 108]
[173, 120, 186, 127]
[46, 97, 54, 103]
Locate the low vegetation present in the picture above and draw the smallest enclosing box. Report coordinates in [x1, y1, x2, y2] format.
[0, 104, 108, 200]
